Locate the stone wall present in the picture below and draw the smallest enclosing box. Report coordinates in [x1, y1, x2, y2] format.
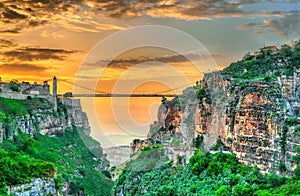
[0, 92, 50, 101]
[0, 81, 50, 96]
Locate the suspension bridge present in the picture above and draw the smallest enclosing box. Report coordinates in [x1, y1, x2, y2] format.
[45, 77, 188, 98]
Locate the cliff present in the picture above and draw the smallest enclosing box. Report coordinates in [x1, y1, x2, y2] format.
[129, 41, 300, 176]
[0, 97, 113, 195]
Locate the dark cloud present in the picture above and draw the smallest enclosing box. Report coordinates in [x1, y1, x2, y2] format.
[0, 63, 47, 72]
[0, 29, 21, 34]
[1, 8, 27, 20]
[110, 54, 193, 65]
[0, 39, 17, 48]
[92, 52, 224, 70]
[239, 22, 259, 30]
[260, 11, 300, 37]
[0, 0, 298, 34]
[2, 47, 78, 61]
[91, 0, 244, 19]
[24, 7, 34, 12]
[239, 11, 300, 37]
[28, 20, 47, 27]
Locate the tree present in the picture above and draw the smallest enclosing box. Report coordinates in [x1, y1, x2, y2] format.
[157, 185, 176, 196]
[215, 185, 229, 196]
[233, 184, 252, 196]
[292, 146, 300, 179]
[242, 52, 253, 61]
[253, 190, 272, 196]
[101, 170, 112, 179]
[161, 96, 167, 104]
[9, 79, 20, 92]
[194, 134, 203, 148]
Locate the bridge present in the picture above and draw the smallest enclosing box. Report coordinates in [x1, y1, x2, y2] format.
[46, 77, 187, 98]
[58, 93, 178, 98]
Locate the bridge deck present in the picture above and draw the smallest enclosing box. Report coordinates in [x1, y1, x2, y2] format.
[57, 94, 178, 97]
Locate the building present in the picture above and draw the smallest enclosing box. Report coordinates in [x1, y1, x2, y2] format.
[253, 45, 279, 57]
[0, 80, 50, 100]
[260, 45, 279, 53]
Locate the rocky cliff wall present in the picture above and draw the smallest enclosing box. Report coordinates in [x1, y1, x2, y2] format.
[2, 97, 91, 139]
[129, 70, 300, 175]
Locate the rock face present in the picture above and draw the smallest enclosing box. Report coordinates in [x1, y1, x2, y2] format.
[130, 139, 152, 155]
[4, 98, 91, 138]
[219, 71, 300, 175]
[128, 41, 300, 176]
[60, 98, 91, 135]
[7, 178, 57, 196]
[129, 69, 300, 175]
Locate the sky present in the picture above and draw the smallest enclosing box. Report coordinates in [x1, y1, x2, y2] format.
[0, 0, 299, 147]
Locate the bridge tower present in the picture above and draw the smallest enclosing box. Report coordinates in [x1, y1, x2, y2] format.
[53, 76, 57, 96]
[52, 76, 57, 111]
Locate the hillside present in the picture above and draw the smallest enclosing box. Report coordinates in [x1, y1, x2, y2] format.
[113, 40, 300, 195]
[0, 97, 113, 195]
[113, 147, 300, 195]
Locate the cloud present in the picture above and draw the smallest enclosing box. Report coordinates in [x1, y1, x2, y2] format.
[2, 47, 78, 61]
[0, 39, 17, 48]
[0, 0, 127, 33]
[0, 0, 298, 34]
[0, 63, 47, 72]
[89, 0, 246, 20]
[0, 29, 21, 34]
[239, 11, 300, 37]
[239, 22, 259, 30]
[260, 11, 300, 37]
[253, 31, 263, 35]
[28, 20, 47, 27]
[1, 8, 27, 20]
[89, 52, 224, 70]
[41, 30, 64, 39]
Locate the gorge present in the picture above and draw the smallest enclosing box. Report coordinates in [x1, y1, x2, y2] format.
[114, 41, 300, 195]
[0, 40, 300, 196]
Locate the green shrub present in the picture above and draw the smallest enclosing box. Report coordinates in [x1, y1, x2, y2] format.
[215, 185, 230, 196]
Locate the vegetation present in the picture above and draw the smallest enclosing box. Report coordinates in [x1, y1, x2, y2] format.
[0, 148, 54, 194]
[193, 134, 204, 148]
[223, 42, 300, 80]
[113, 150, 300, 195]
[8, 79, 21, 92]
[0, 127, 113, 195]
[194, 81, 212, 106]
[0, 98, 113, 195]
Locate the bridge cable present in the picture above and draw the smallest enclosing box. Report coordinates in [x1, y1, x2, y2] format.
[154, 83, 193, 94]
[58, 78, 110, 94]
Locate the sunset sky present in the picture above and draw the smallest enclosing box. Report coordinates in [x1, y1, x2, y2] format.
[0, 0, 299, 147]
